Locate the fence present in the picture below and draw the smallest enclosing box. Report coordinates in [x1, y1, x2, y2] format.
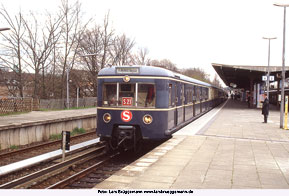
[0, 97, 97, 114]
[39, 97, 97, 110]
[0, 98, 39, 114]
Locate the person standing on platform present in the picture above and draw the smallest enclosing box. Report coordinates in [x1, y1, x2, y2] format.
[247, 94, 251, 108]
[262, 94, 269, 123]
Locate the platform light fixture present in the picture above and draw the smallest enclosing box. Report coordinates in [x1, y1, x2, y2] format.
[274, 3, 289, 128]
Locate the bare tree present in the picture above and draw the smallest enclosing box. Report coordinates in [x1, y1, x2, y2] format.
[0, 6, 27, 97]
[181, 67, 211, 84]
[78, 26, 102, 96]
[58, 0, 90, 99]
[150, 59, 179, 72]
[77, 13, 114, 96]
[45, 15, 65, 99]
[131, 47, 150, 65]
[21, 12, 63, 98]
[212, 73, 222, 87]
[100, 12, 114, 69]
[110, 34, 135, 65]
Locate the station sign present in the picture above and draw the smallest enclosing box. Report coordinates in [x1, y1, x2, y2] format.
[262, 75, 274, 81]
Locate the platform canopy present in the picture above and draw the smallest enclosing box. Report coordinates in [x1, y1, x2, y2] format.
[212, 63, 289, 89]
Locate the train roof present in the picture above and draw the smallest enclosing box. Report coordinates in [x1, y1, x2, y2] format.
[98, 65, 215, 88]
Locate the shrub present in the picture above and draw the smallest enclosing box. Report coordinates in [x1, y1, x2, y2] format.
[10, 145, 19, 150]
[49, 133, 62, 140]
[71, 127, 86, 136]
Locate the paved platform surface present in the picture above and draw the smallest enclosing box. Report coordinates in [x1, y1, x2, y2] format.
[0, 108, 96, 129]
[94, 100, 289, 189]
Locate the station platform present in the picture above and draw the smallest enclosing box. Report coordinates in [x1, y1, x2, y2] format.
[94, 99, 289, 189]
[0, 108, 96, 129]
[0, 108, 97, 150]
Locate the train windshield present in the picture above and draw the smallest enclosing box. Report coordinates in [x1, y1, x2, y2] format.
[102, 83, 118, 106]
[102, 83, 155, 107]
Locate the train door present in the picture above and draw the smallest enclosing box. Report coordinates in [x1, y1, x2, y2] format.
[200, 87, 203, 113]
[174, 83, 178, 126]
[182, 84, 185, 122]
[176, 82, 184, 125]
[193, 85, 196, 117]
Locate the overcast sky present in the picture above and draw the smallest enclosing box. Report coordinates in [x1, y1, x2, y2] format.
[1, 0, 289, 82]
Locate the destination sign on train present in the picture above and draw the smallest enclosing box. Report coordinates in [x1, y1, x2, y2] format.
[116, 67, 140, 74]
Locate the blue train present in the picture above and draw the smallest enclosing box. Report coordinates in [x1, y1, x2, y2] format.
[97, 66, 226, 152]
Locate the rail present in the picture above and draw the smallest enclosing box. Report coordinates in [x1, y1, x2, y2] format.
[47, 152, 119, 189]
[0, 145, 105, 189]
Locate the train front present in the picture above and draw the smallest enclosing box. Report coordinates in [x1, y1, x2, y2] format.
[96, 66, 169, 152]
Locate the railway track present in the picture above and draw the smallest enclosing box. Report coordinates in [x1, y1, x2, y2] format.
[0, 131, 96, 166]
[47, 152, 120, 189]
[0, 139, 164, 189]
[46, 141, 162, 189]
[0, 142, 106, 189]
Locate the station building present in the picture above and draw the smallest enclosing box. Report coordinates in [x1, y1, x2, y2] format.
[212, 63, 289, 108]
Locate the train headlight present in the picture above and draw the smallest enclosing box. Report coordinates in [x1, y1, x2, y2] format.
[103, 113, 111, 123]
[143, 114, 153, 124]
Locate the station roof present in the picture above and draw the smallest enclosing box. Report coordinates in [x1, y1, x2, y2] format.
[212, 63, 289, 89]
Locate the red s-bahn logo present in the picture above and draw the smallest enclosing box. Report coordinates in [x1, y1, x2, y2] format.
[121, 110, 132, 122]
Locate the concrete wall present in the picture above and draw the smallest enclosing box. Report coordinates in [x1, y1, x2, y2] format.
[0, 115, 96, 150]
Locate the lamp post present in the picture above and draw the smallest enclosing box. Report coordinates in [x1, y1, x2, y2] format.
[262, 37, 276, 99]
[66, 67, 70, 109]
[0, 28, 10, 32]
[80, 53, 97, 57]
[274, 3, 289, 128]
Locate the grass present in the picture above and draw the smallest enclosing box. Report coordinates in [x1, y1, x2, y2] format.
[65, 106, 95, 110]
[39, 106, 95, 112]
[0, 106, 95, 116]
[71, 127, 86, 136]
[0, 111, 29, 117]
[49, 127, 87, 141]
[49, 133, 62, 140]
[10, 145, 19, 150]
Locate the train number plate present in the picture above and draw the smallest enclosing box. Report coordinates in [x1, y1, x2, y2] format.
[122, 97, 132, 106]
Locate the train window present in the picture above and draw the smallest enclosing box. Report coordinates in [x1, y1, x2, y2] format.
[119, 83, 135, 106]
[102, 83, 155, 108]
[120, 84, 131, 92]
[185, 86, 193, 104]
[202, 87, 208, 100]
[196, 86, 201, 102]
[181, 84, 185, 104]
[137, 84, 156, 107]
[192, 86, 196, 101]
[169, 84, 173, 107]
[102, 83, 117, 106]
